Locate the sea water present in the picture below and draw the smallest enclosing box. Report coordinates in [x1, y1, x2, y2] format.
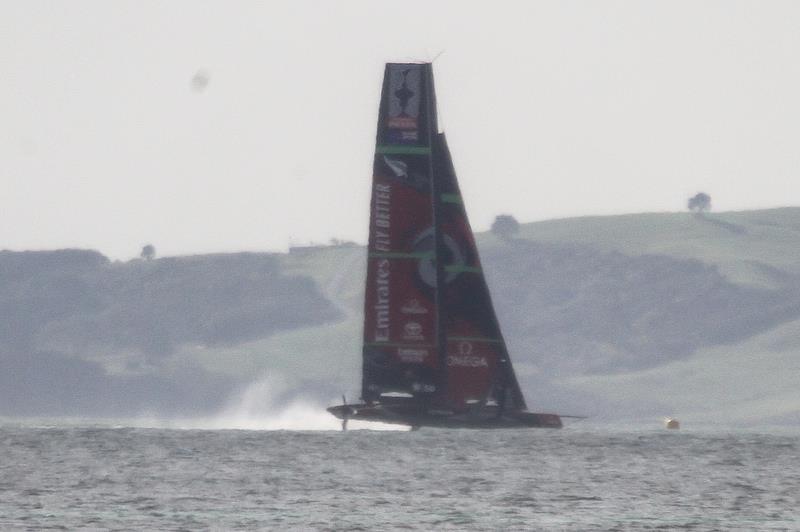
[1, 423, 798, 530]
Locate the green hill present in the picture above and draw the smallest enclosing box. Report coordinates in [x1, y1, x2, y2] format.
[2, 208, 800, 425]
[260, 208, 800, 425]
[0, 251, 340, 416]
[510, 208, 800, 289]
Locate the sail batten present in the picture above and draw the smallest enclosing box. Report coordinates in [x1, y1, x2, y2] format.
[368, 252, 434, 259]
[376, 145, 432, 155]
[447, 337, 503, 343]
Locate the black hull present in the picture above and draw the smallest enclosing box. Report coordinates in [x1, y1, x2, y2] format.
[327, 403, 562, 429]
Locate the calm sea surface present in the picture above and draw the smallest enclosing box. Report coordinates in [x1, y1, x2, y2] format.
[1, 423, 798, 530]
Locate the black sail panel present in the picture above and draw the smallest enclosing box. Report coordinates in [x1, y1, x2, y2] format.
[361, 64, 441, 403]
[433, 133, 528, 412]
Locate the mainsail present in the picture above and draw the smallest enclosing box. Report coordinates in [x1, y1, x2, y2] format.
[361, 63, 526, 413]
[362, 64, 439, 403]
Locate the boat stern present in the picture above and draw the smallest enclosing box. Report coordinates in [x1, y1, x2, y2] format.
[514, 411, 563, 428]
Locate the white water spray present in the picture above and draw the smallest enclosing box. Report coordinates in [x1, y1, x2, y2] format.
[132, 374, 405, 431]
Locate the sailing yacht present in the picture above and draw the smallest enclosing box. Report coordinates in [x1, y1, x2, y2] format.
[328, 63, 563, 429]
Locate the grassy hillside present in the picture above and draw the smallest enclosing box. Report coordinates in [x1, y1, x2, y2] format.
[275, 208, 800, 423]
[2, 207, 799, 424]
[0, 251, 341, 416]
[509, 208, 800, 288]
[564, 317, 800, 425]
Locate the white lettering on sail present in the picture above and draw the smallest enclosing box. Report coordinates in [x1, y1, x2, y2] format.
[402, 321, 424, 341]
[448, 341, 488, 367]
[375, 230, 390, 252]
[398, 348, 428, 363]
[401, 299, 428, 314]
[447, 355, 489, 368]
[375, 258, 390, 341]
[373, 182, 392, 342]
[374, 184, 392, 249]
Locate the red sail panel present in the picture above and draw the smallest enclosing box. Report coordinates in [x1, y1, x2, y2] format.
[361, 64, 441, 403]
[434, 133, 528, 412]
[444, 326, 501, 405]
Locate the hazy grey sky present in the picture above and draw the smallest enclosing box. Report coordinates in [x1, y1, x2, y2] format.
[3, 1, 800, 259]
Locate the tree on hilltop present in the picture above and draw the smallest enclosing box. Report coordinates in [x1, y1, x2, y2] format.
[140, 244, 156, 261]
[491, 214, 520, 240]
[688, 193, 711, 214]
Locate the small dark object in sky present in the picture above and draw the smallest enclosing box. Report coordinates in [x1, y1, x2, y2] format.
[191, 70, 210, 92]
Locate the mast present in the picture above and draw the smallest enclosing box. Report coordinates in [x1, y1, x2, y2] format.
[426, 66, 449, 404]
